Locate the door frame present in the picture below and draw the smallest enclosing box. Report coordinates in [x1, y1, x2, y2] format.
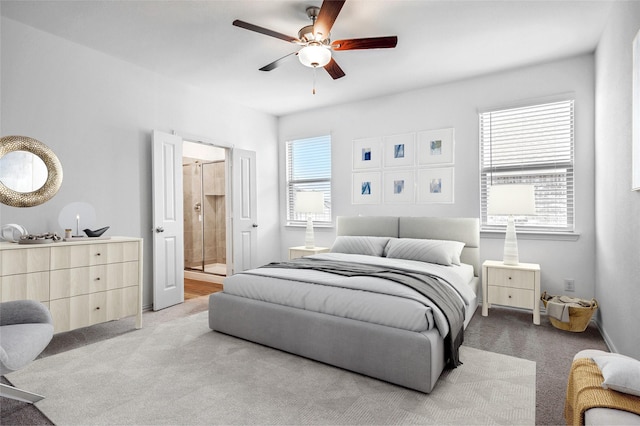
[180, 132, 234, 278]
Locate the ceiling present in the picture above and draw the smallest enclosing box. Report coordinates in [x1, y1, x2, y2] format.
[1, 0, 613, 117]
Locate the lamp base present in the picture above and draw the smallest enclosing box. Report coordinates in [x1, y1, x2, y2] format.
[304, 216, 315, 249]
[502, 216, 520, 265]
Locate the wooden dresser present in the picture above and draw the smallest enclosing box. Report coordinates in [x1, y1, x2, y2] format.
[0, 237, 143, 333]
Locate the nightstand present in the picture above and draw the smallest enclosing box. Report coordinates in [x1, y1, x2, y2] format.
[288, 246, 330, 260]
[482, 260, 541, 325]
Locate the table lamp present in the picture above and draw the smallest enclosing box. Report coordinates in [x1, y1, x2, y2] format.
[487, 184, 535, 265]
[294, 191, 324, 248]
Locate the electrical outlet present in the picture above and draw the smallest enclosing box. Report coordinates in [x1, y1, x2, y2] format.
[564, 278, 575, 292]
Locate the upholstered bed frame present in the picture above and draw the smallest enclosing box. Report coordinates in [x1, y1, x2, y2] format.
[209, 216, 480, 393]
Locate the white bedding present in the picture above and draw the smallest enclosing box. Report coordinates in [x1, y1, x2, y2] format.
[222, 253, 477, 337]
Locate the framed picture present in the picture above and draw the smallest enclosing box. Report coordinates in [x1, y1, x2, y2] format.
[383, 170, 415, 204]
[352, 172, 381, 204]
[383, 133, 415, 168]
[352, 137, 382, 170]
[417, 128, 455, 165]
[417, 167, 454, 204]
[633, 29, 640, 191]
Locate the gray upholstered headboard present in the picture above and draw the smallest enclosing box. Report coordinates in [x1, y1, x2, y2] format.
[336, 216, 480, 277]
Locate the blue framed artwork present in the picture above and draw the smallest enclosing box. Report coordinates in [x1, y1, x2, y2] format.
[383, 170, 415, 204]
[352, 172, 381, 204]
[417, 167, 454, 204]
[383, 133, 415, 168]
[417, 128, 454, 166]
[353, 137, 382, 170]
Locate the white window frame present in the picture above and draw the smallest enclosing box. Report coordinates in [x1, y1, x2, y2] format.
[286, 135, 332, 226]
[480, 99, 575, 233]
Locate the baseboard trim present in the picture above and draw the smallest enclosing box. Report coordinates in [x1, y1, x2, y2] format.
[481, 304, 606, 341]
[594, 320, 616, 353]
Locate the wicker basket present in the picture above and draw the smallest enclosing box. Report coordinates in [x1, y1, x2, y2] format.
[541, 292, 598, 332]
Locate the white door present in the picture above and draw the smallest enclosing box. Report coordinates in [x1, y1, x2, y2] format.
[152, 130, 184, 310]
[231, 148, 257, 273]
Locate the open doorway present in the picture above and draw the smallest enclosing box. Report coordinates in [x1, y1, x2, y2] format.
[152, 130, 257, 310]
[182, 141, 228, 299]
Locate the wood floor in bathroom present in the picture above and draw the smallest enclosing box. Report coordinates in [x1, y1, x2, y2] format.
[184, 278, 224, 300]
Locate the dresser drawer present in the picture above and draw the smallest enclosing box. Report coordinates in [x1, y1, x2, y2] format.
[486, 267, 535, 290]
[106, 286, 139, 320]
[50, 265, 108, 299]
[1, 247, 50, 276]
[106, 242, 140, 263]
[51, 244, 109, 269]
[488, 285, 534, 310]
[50, 292, 108, 333]
[0, 272, 50, 302]
[106, 261, 140, 290]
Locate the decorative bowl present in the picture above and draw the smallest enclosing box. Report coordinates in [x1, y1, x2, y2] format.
[84, 226, 110, 237]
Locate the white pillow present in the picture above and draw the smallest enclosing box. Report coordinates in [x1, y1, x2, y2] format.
[330, 236, 391, 257]
[385, 238, 465, 266]
[593, 355, 640, 397]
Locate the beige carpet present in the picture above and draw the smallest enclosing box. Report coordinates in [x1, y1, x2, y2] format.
[7, 311, 535, 425]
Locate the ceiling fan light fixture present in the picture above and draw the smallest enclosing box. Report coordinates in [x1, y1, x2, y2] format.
[298, 44, 331, 68]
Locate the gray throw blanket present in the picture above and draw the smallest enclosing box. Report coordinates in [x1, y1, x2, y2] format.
[260, 258, 465, 368]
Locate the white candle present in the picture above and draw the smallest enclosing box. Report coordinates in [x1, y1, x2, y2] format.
[76, 214, 80, 236]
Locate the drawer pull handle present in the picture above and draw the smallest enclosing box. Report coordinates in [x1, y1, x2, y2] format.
[508, 276, 512, 280]
[96, 253, 102, 256]
[508, 295, 512, 299]
[96, 307, 100, 310]
[95, 277, 101, 281]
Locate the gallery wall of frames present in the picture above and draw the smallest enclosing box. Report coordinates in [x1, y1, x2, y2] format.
[352, 128, 455, 204]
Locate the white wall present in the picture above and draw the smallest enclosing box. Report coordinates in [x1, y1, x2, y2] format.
[279, 54, 596, 299]
[594, 2, 640, 358]
[0, 17, 281, 308]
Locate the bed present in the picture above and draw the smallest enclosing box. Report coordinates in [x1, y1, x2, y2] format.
[209, 216, 480, 393]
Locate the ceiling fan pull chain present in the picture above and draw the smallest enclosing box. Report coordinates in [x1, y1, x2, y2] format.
[313, 66, 317, 95]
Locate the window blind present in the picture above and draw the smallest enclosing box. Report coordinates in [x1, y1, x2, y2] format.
[480, 100, 574, 232]
[286, 135, 332, 225]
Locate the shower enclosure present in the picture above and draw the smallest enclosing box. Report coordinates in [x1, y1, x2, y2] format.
[183, 158, 226, 276]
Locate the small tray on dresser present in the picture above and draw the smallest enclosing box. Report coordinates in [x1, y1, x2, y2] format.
[63, 236, 111, 242]
[18, 238, 56, 244]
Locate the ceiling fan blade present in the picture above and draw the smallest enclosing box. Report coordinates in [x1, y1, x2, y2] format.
[232, 20, 299, 43]
[331, 36, 398, 51]
[259, 52, 298, 72]
[314, 0, 346, 39]
[324, 57, 346, 80]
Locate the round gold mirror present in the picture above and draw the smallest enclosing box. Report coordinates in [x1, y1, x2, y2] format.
[0, 135, 63, 207]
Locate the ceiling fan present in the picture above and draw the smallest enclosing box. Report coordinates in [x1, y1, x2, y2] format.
[233, 0, 398, 82]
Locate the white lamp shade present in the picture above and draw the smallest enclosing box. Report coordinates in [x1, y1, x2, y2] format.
[298, 44, 331, 68]
[487, 184, 536, 216]
[294, 191, 324, 214]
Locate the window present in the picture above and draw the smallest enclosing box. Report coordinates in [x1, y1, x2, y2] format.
[286, 135, 331, 225]
[480, 100, 574, 232]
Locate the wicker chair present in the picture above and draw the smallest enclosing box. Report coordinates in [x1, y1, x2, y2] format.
[0, 300, 54, 403]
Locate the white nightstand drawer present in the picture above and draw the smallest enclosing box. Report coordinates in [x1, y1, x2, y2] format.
[487, 267, 535, 290]
[488, 285, 534, 310]
[288, 246, 330, 260]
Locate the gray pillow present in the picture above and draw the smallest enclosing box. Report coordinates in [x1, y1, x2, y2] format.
[593, 355, 640, 397]
[330, 236, 391, 257]
[385, 238, 465, 266]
